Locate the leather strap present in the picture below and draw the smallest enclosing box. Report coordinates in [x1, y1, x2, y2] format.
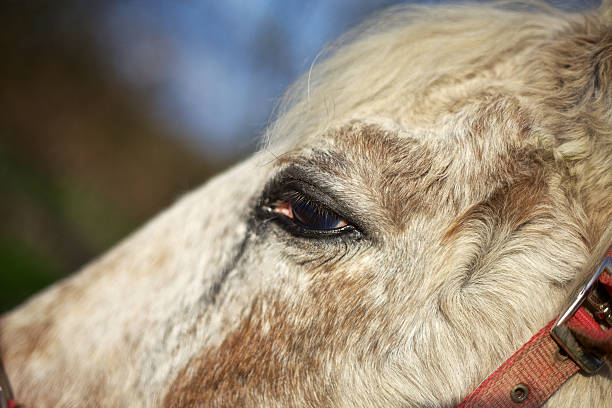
[457, 320, 579, 408]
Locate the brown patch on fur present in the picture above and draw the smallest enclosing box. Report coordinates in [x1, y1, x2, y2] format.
[540, 17, 612, 108]
[164, 265, 387, 407]
[467, 94, 533, 141]
[443, 166, 548, 243]
[310, 124, 438, 230]
[163, 297, 330, 407]
[528, 16, 612, 236]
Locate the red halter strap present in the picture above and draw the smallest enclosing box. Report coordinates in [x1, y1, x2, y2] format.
[458, 246, 612, 408]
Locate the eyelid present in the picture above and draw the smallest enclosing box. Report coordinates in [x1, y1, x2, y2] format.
[258, 169, 366, 239]
[259, 189, 361, 240]
[270, 190, 348, 230]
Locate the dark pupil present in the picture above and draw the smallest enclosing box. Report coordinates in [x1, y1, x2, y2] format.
[291, 197, 341, 230]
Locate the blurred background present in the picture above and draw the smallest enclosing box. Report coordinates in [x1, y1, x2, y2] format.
[0, 0, 597, 313]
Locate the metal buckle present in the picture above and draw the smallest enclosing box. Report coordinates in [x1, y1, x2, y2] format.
[551, 256, 612, 374]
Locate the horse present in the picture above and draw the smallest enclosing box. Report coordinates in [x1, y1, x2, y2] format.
[1, 1, 612, 406]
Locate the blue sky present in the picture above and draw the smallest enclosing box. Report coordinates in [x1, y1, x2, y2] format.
[96, 0, 599, 157]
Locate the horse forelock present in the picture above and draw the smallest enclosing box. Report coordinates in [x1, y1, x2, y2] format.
[2, 2, 612, 407]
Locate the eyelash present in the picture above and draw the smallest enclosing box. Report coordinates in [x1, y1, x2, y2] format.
[260, 187, 359, 239]
[270, 191, 347, 230]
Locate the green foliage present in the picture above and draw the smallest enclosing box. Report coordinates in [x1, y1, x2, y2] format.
[0, 240, 60, 313]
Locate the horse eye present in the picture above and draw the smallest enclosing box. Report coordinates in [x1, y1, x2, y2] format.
[268, 191, 348, 231]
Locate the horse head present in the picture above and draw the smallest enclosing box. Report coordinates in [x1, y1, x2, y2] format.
[2, 2, 612, 407]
